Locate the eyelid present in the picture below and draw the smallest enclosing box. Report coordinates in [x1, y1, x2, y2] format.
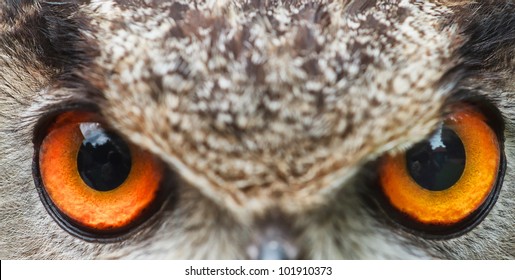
[46, 111, 102, 132]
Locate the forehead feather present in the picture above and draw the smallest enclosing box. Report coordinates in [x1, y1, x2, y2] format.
[82, 0, 462, 209]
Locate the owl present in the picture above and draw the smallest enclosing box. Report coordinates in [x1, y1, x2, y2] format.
[0, 0, 514, 259]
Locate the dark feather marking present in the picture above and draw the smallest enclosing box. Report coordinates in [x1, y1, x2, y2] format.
[459, 2, 515, 72]
[346, 0, 377, 15]
[1, 0, 103, 102]
[441, 1, 515, 110]
[0, 0, 38, 21]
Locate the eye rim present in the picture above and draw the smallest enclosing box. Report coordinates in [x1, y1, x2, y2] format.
[375, 103, 506, 239]
[32, 107, 175, 242]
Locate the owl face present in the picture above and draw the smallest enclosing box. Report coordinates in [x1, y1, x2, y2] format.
[0, 0, 514, 259]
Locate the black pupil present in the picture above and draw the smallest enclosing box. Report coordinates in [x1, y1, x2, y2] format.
[406, 126, 466, 191]
[77, 123, 132, 192]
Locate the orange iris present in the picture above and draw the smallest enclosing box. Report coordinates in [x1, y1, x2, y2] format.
[379, 108, 500, 226]
[39, 111, 163, 232]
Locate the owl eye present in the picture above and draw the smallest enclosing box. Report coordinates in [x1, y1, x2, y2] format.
[35, 111, 164, 235]
[378, 106, 504, 236]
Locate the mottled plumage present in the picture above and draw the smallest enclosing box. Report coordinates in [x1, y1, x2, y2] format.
[1, 0, 514, 259]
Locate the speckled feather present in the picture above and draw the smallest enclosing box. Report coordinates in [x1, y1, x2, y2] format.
[85, 0, 457, 211]
[1, 0, 514, 259]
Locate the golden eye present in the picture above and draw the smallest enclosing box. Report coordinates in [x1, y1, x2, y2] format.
[379, 106, 503, 234]
[37, 111, 163, 234]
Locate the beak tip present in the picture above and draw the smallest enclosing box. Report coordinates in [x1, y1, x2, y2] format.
[247, 239, 299, 260]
